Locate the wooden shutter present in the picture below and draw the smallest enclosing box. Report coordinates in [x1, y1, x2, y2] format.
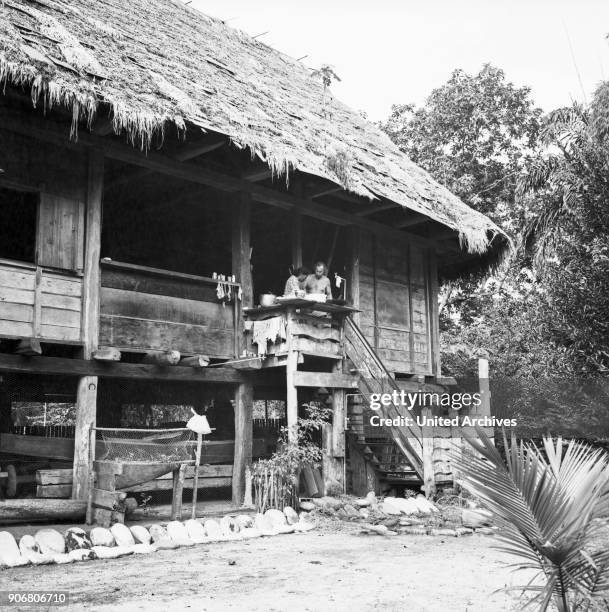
[37, 194, 85, 271]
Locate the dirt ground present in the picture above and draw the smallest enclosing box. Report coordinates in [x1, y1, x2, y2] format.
[0, 524, 528, 612]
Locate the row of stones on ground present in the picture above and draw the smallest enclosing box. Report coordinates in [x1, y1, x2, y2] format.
[0, 507, 314, 569]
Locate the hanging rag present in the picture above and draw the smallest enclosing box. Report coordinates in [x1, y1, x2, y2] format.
[252, 316, 287, 355]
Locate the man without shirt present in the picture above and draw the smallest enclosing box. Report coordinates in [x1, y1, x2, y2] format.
[304, 261, 332, 299]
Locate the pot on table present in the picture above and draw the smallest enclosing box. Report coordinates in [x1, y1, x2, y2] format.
[259, 293, 276, 307]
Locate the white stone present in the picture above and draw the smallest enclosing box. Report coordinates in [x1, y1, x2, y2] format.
[166, 521, 194, 546]
[65, 528, 92, 551]
[264, 508, 286, 528]
[184, 519, 207, 544]
[18, 536, 53, 565]
[35, 529, 65, 555]
[89, 527, 115, 547]
[254, 513, 277, 536]
[354, 498, 371, 507]
[239, 527, 262, 539]
[220, 516, 240, 536]
[130, 525, 152, 545]
[274, 524, 295, 534]
[299, 501, 315, 512]
[18, 534, 38, 555]
[283, 506, 299, 525]
[1, 532, 27, 567]
[110, 524, 135, 547]
[91, 546, 133, 559]
[203, 520, 223, 540]
[148, 524, 168, 543]
[235, 515, 253, 529]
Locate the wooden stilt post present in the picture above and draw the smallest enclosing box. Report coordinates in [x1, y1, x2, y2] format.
[191, 433, 203, 520]
[171, 464, 186, 520]
[232, 382, 253, 506]
[231, 192, 254, 506]
[73, 149, 103, 502]
[349, 226, 360, 325]
[285, 308, 299, 445]
[323, 360, 346, 494]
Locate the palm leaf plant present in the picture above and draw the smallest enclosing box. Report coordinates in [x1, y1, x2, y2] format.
[454, 429, 609, 611]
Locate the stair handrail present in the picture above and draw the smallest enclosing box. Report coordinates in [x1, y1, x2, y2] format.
[343, 317, 424, 477]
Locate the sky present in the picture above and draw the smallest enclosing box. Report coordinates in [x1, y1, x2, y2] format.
[191, 0, 609, 121]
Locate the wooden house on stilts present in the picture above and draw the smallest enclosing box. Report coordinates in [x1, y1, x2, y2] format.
[0, 0, 508, 523]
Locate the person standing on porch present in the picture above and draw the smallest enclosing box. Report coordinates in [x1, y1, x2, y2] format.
[284, 266, 309, 297]
[305, 261, 332, 298]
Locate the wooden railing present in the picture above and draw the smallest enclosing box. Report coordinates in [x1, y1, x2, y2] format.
[99, 260, 240, 359]
[0, 259, 83, 344]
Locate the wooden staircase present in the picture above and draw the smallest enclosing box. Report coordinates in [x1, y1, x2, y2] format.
[343, 318, 424, 483]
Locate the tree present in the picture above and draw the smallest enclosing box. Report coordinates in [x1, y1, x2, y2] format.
[518, 96, 609, 374]
[381, 64, 541, 226]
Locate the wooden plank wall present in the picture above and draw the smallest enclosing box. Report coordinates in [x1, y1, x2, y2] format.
[99, 267, 235, 358]
[0, 262, 82, 343]
[0, 129, 86, 345]
[357, 231, 435, 375]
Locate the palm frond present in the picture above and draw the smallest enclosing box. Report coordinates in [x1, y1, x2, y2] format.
[454, 428, 609, 610]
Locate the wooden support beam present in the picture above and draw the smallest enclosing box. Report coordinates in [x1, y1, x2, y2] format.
[355, 201, 399, 216]
[285, 310, 299, 445]
[0, 108, 441, 247]
[292, 371, 359, 389]
[73, 148, 103, 502]
[292, 212, 302, 269]
[170, 464, 186, 520]
[331, 361, 346, 459]
[397, 213, 429, 228]
[0, 499, 87, 523]
[232, 191, 253, 358]
[350, 226, 361, 325]
[105, 138, 227, 190]
[0, 353, 245, 382]
[306, 184, 342, 199]
[242, 167, 273, 182]
[322, 424, 344, 495]
[427, 250, 441, 378]
[230, 191, 255, 506]
[171, 138, 227, 161]
[232, 382, 253, 506]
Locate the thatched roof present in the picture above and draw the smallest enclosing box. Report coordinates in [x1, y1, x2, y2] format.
[0, 0, 509, 266]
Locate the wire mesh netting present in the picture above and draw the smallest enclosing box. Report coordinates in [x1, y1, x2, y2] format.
[96, 427, 196, 463]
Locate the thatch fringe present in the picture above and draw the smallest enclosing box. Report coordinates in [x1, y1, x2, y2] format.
[0, 0, 509, 269]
